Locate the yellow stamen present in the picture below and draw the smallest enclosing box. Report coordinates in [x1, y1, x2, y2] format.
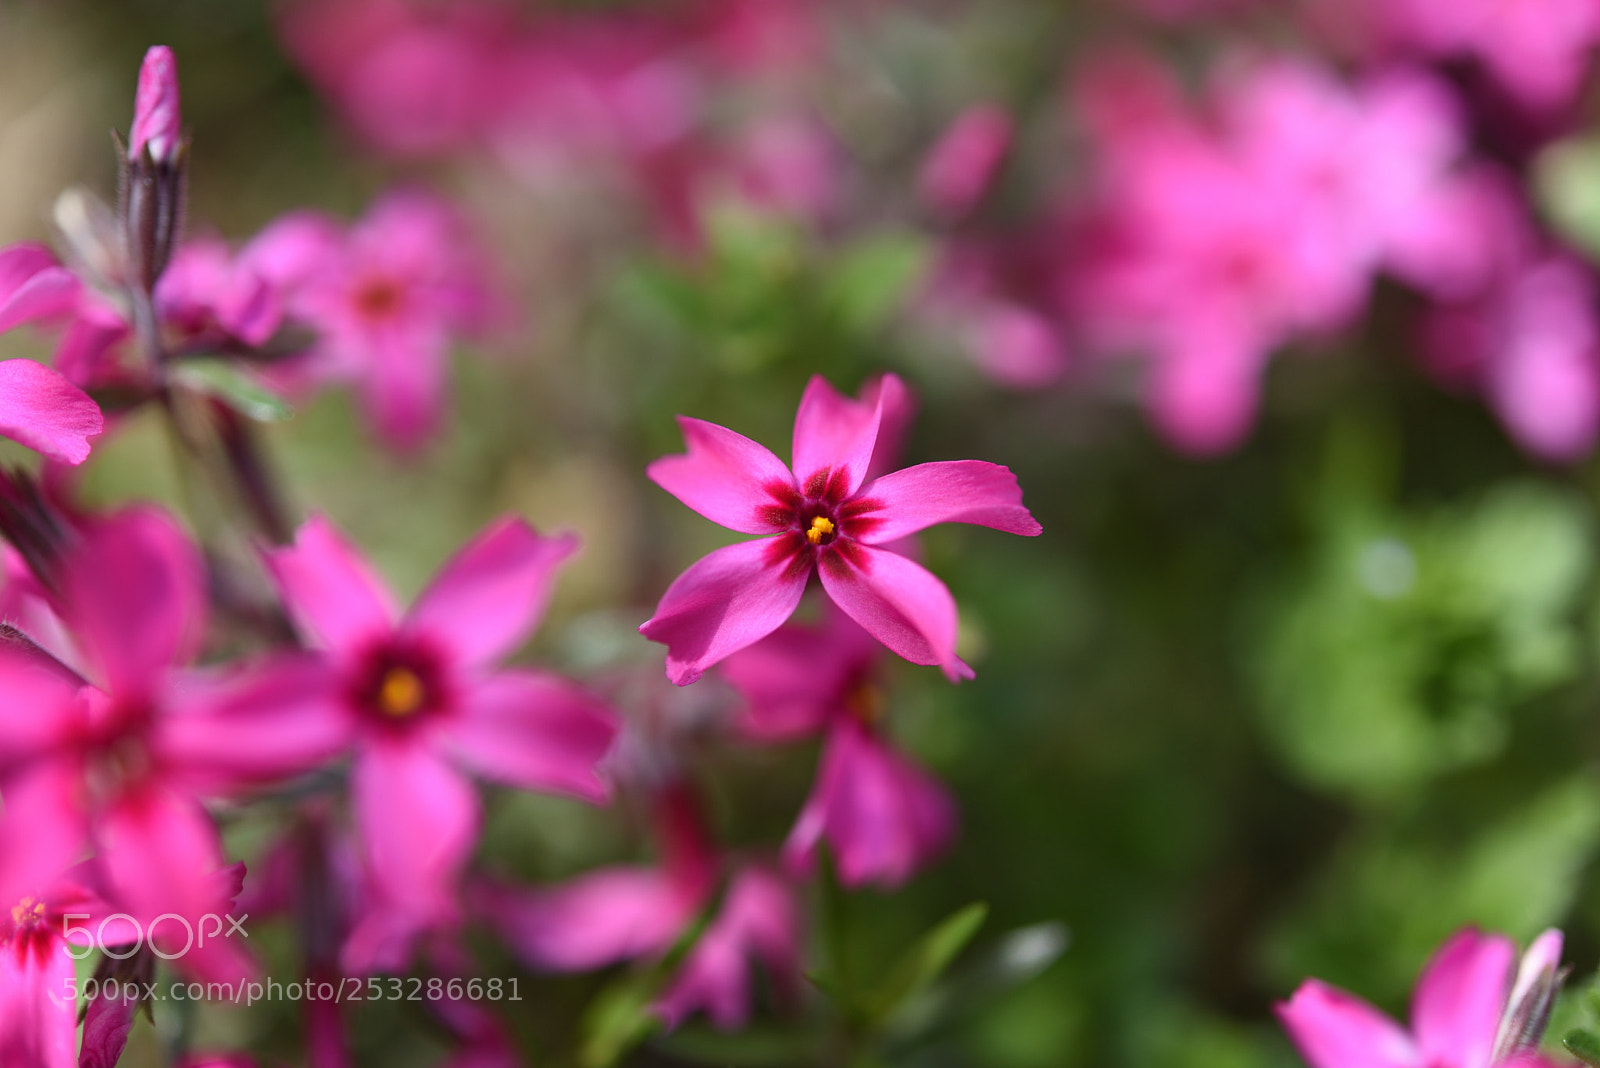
[377, 667, 426, 717]
[10, 896, 42, 926]
[806, 516, 835, 545]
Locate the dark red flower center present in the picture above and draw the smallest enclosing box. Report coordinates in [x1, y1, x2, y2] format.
[349, 639, 448, 725]
[353, 275, 405, 321]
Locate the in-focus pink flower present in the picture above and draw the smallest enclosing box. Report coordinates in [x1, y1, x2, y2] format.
[131, 46, 182, 163]
[1278, 928, 1568, 1068]
[721, 612, 957, 888]
[641, 374, 1041, 685]
[264, 515, 618, 970]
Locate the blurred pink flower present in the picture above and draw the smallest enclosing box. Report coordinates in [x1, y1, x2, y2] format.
[1279, 928, 1567, 1068]
[918, 104, 1014, 219]
[721, 612, 957, 888]
[641, 374, 1040, 685]
[264, 515, 618, 970]
[256, 191, 504, 452]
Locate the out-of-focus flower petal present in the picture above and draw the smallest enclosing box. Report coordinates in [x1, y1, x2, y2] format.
[407, 519, 577, 668]
[480, 868, 694, 971]
[131, 46, 182, 162]
[445, 669, 616, 802]
[267, 516, 399, 653]
[352, 738, 478, 920]
[640, 537, 811, 686]
[649, 417, 798, 534]
[63, 508, 204, 695]
[0, 932, 76, 1068]
[1412, 929, 1515, 1068]
[1277, 980, 1420, 1068]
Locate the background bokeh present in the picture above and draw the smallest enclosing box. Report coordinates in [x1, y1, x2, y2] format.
[7, 0, 1600, 1065]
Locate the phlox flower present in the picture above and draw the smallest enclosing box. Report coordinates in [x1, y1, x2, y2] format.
[0, 509, 316, 982]
[478, 783, 799, 1031]
[0, 247, 104, 464]
[249, 191, 503, 452]
[1278, 928, 1567, 1068]
[263, 515, 618, 970]
[720, 612, 956, 889]
[640, 374, 1041, 685]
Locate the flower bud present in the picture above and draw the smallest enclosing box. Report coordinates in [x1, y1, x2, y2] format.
[130, 46, 181, 164]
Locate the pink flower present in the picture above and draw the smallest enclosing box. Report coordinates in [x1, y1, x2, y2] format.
[1278, 928, 1568, 1068]
[264, 515, 618, 969]
[0, 510, 309, 982]
[655, 866, 800, 1031]
[721, 613, 957, 888]
[917, 105, 1014, 218]
[641, 374, 1041, 685]
[259, 191, 503, 452]
[131, 46, 182, 163]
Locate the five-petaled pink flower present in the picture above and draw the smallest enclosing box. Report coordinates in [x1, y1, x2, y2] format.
[264, 515, 619, 970]
[640, 374, 1041, 685]
[1278, 927, 1567, 1068]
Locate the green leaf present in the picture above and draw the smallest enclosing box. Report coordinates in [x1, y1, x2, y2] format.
[869, 902, 989, 1025]
[1564, 1029, 1600, 1068]
[172, 359, 292, 422]
[657, 1024, 824, 1066]
[579, 973, 664, 1068]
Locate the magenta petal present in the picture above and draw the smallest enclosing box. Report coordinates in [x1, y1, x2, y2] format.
[79, 977, 140, 1068]
[649, 417, 798, 534]
[783, 719, 955, 889]
[267, 516, 399, 653]
[480, 868, 694, 972]
[791, 376, 883, 498]
[96, 784, 227, 930]
[0, 360, 103, 465]
[640, 538, 811, 686]
[131, 46, 182, 162]
[63, 508, 204, 695]
[1412, 929, 1515, 1068]
[352, 738, 479, 917]
[719, 617, 877, 741]
[0, 650, 79, 778]
[357, 326, 447, 453]
[445, 670, 616, 802]
[0, 263, 80, 333]
[1277, 980, 1419, 1068]
[852, 461, 1042, 544]
[0, 762, 89, 908]
[407, 518, 578, 668]
[818, 545, 972, 681]
[0, 934, 76, 1068]
[156, 657, 351, 795]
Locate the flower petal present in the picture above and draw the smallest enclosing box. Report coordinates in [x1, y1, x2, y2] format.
[791, 376, 883, 499]
[640, 538, 811, 686]
[0, 761, 88, 908]
[0, 933, 76, 1068]
[818, 545, 973, 681]
[648, 417, 797, 534]
[63, 508, 204, 695]
[851, 461, 1042, 544]
[406, 518, 578, 668]
[0, 359, 103, 465]
[1277, 980, 1419, 1068]
[356, 324, 448, 453]
[96, 784, 228, 931]
[718, 615, 878, 741]
[782, 719, 955, 888]
[0, 254, 79, 333]
[1413, 929, 1515, 1068]
[266, 516, 399, 653]
[478, 869, 694, 972]
[445, 670, 616, 802]
[156, 656, 352, 795]
[352, 738, 479, 918]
